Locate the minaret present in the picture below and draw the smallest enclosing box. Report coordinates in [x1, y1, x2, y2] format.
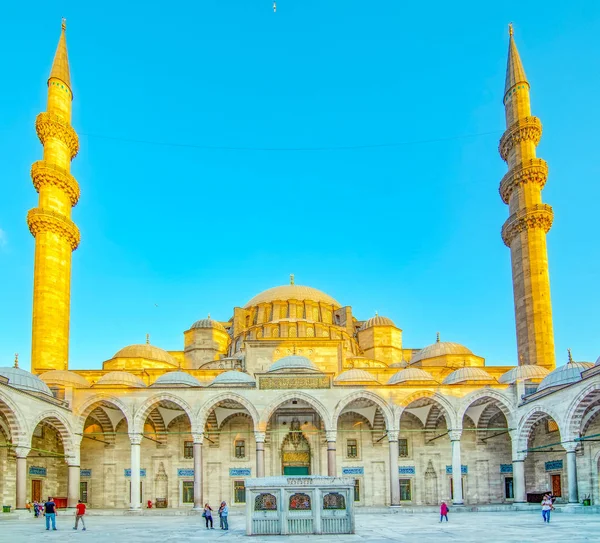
[499, 25, 555, 369]
[28, 19, 80, 374]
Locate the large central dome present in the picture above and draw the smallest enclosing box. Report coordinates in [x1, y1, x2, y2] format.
[245, 284, 340, 308]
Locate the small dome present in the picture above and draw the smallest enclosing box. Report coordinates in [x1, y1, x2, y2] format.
[334, 369, 379, 383]
[443, 367, 496, 385]
[95, 371, 146, 388]
[538, 362, 594, 392]
[151, 371, 202, 387]
[190, 317, 226, 332]
[411, 340, 473, 364]
[268, 355, 320, 373]
[209, 371, 256, 387]
[0, 367, 53, 396]
[39, 370, 91, 388]
[498, 365, 550, 384]
[359, 315, 396, 331]
[112, 344, 177, 366]
[388, 368, 437, 385]
[245, 284, 340, 308]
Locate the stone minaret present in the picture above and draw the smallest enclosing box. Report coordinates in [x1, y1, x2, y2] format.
[499, 25, 555, 369]
[28, 20, 80, 374]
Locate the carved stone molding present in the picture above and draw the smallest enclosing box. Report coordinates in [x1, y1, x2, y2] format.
[498, 116, 542, 162]
[27, 207, 81, 250]
[501, 204, 554, 247]
[129, 433, 143, 445]
[35, 112, 79, 159]
[31, 160, 80, 207]
[448, 430, 462, 442]
[387, 430, 399, 442]
[499, 158, 548, 204]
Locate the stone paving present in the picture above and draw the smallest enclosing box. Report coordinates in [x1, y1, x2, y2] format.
[2, 511, 599, 542]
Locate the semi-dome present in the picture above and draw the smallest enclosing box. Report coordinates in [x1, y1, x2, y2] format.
[39, 370, 91, 388]
[245, 284, 340, 308]
[112, 343, 178, 366]
[498, 365, 550, 384]
[267, 355, 320, 373]
[334, 369, 379, 383]
[443, 367, 496, 385]
[209, 371, 256, 387]
[151, 371, 202, 387]
[0, 366, 53, 396]
[388, 368, 437, 385]
[411, 338, 473, 364]
[359, 315, 396, 331]
[190, 317, 226, 332]
[95, 371, 146, 388]
[537, 361, 594, 392]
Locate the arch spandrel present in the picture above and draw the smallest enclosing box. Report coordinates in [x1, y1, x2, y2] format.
[564, 382, 600, 440]
[0, 389, 27, 444]
[197, 392, 260, 432]
[394, 391, 458, 430]
[28, 409, 76, 459]
[259, 391, 333, 432]
[332, 390, 395, 432]
[133, 393, 196, 435]
[516, 404, 565, 454]
[73, 394, 134, 434]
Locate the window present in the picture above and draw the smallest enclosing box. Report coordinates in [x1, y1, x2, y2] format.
[398, 438, 409, 458]
[504, 477, 514, 499]
[182, 481, 194, 504]
[547, 419, 559, 433]
[234, 480, 246, 504]
[235, 440, 246, 459]
[346, 439, 358, 458]
[353, 479, 360, 502]
[79, 482, 88, 503]
[399, 479, 412, 501]
[183, 441, 193, 459]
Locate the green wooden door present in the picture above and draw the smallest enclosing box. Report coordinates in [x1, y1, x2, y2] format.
[283, 466, 309, 475]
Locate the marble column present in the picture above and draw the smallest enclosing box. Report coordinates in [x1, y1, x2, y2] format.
[326, 431, 337, 477]
[67, 438, 81, 508]
[449, 430, 463, 506]
[388, 431, 400, 506]
[192, 433, 203, 510]
[512, 457, 526, 503]
[565, 443, 579, 504]
[15, 446, 30, 510]
[129, 433, 142, 510]
[255, 432, 266, 478]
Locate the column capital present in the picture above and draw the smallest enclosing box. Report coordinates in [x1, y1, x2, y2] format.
[387, 431, 399, 442]
[129, 433, 142, 445]
[192, 433, 204, 445]
[512, 455, 526, 463]
[14, 446, 30, 458]
[448, 430, 462, 442]
[254, 431, 266, 444]
[563, 441, 579, 453]
[325, 430, 337, 443]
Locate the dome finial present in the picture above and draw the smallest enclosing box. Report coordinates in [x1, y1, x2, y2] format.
[290, 273, 295, 285]
[508, 22, 513, 36]
[375, 310, 378, 317]
[14, 353, 19, 368]
[146, 333, 150, 344]
[207, 313, 211, 319]
[567, 348, 573, 364]
[436, 332, 440, 343]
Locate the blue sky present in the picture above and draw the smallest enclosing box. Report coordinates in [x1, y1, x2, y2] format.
[1, 1, 599, 370]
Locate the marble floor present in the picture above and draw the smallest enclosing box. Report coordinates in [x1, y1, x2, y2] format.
[2, 511, 599, 542]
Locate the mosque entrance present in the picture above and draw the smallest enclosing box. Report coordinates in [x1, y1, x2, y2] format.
[31, 479, 42, 503]
[281, 418, 311, 475]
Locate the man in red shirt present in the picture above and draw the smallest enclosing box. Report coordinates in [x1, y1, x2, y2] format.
[73, 500, 86, 531]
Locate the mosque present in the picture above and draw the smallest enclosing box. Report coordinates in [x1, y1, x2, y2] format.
[1, 21, 599, 512]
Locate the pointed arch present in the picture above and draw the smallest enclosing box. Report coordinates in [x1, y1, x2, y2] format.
[332, 391, 395, 432]
[259, 392, 333, 432]
[517, 404, 564, 453]
[133, 393, 196, 434]
[0, 388, 27, 444]
[28, 409, 75, 458]
[564, 382, 600, 440]
[197, 392, 260, 432]
[395, 391, 458, 429]
[74, 394, 133, 434]
[457, 389, 515, 428]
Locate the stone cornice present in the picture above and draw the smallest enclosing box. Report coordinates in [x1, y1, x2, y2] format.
[27, 207, 80, 250]
[31, 160, 80, 207]
[35, 111, 79, 159]
[501, 204, 553, 247]
[499, 158, 548, 204]
[498, 116, 542, 162]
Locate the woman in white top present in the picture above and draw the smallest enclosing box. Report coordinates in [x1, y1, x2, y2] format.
[541, 494, 554, 523]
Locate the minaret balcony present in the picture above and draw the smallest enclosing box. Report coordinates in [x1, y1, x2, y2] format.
[499, 158, 548, 204]
[27, 207, 80, 250]
[498, 116, 542, 162]
[35, 112, 79, 159]
[501, 204, 553, 247]
[31, 160, 80, 207]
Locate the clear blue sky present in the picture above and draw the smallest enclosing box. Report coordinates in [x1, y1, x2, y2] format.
[1, 1, 599, 370]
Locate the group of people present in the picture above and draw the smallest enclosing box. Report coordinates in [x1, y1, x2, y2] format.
[202, 501, 229, 530]
[25, 497, 87, 531]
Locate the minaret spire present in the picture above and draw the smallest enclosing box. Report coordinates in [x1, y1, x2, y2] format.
[499, 26, 555, 369]
[28, 20, 81, 374]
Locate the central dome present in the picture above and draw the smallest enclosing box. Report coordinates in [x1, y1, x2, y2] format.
[245, 284, 340, 308]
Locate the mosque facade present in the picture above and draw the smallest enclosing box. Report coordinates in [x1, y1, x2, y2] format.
[1, 22, 599, 512]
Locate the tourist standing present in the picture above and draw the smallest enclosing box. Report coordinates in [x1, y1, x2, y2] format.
[43, 497, 57, 530]
[440, 501, 449, 522]
[33, 501, 40, 517]
[541, 494, 553, 523]
[219, 501, 229, 530]
[73, 500, 86, 531]
[203, 503, 214, 529]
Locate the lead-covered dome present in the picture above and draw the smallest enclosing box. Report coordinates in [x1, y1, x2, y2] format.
[388, 368, 437, 385]
[595, 355, 600, 366]
[190, 317, 226, 332]
[411, 339, 473, 364]
[209, 371, 256, 387]
[112, 344, 178, 366]
[0, 367, 53, 396]
[359, 315, 396, 331]
[268, 355, 320, 373]
[498, 365, 550, 384]
[151, 371, 202, 387]
[443, 367, 496, 385]
[39, 370, 91, 388]
[95, 371, 146, 388]
[245, 284, 340, 308]
[537, 361, 594, 392]
[334, 369, 379, 384]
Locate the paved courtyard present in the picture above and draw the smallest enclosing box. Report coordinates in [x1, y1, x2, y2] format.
[2, 511, 599, 542]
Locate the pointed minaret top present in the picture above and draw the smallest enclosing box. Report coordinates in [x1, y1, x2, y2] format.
[436, 332, 440, 343]
[290, 274, 295, 286]
[146, 333, 150, 345]
[49, 18, 71, 89]
[504, 23, 528, 97]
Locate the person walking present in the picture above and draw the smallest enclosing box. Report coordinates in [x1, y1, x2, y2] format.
[541, 494, 554, 523]
[43, 497, 57, 531]
[219, 501, 229, 530]
[73, 500, 87, 531]
[33, 501, 40, 518]
[203, 503, 214, 529]
[440, 500, 449, 522]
